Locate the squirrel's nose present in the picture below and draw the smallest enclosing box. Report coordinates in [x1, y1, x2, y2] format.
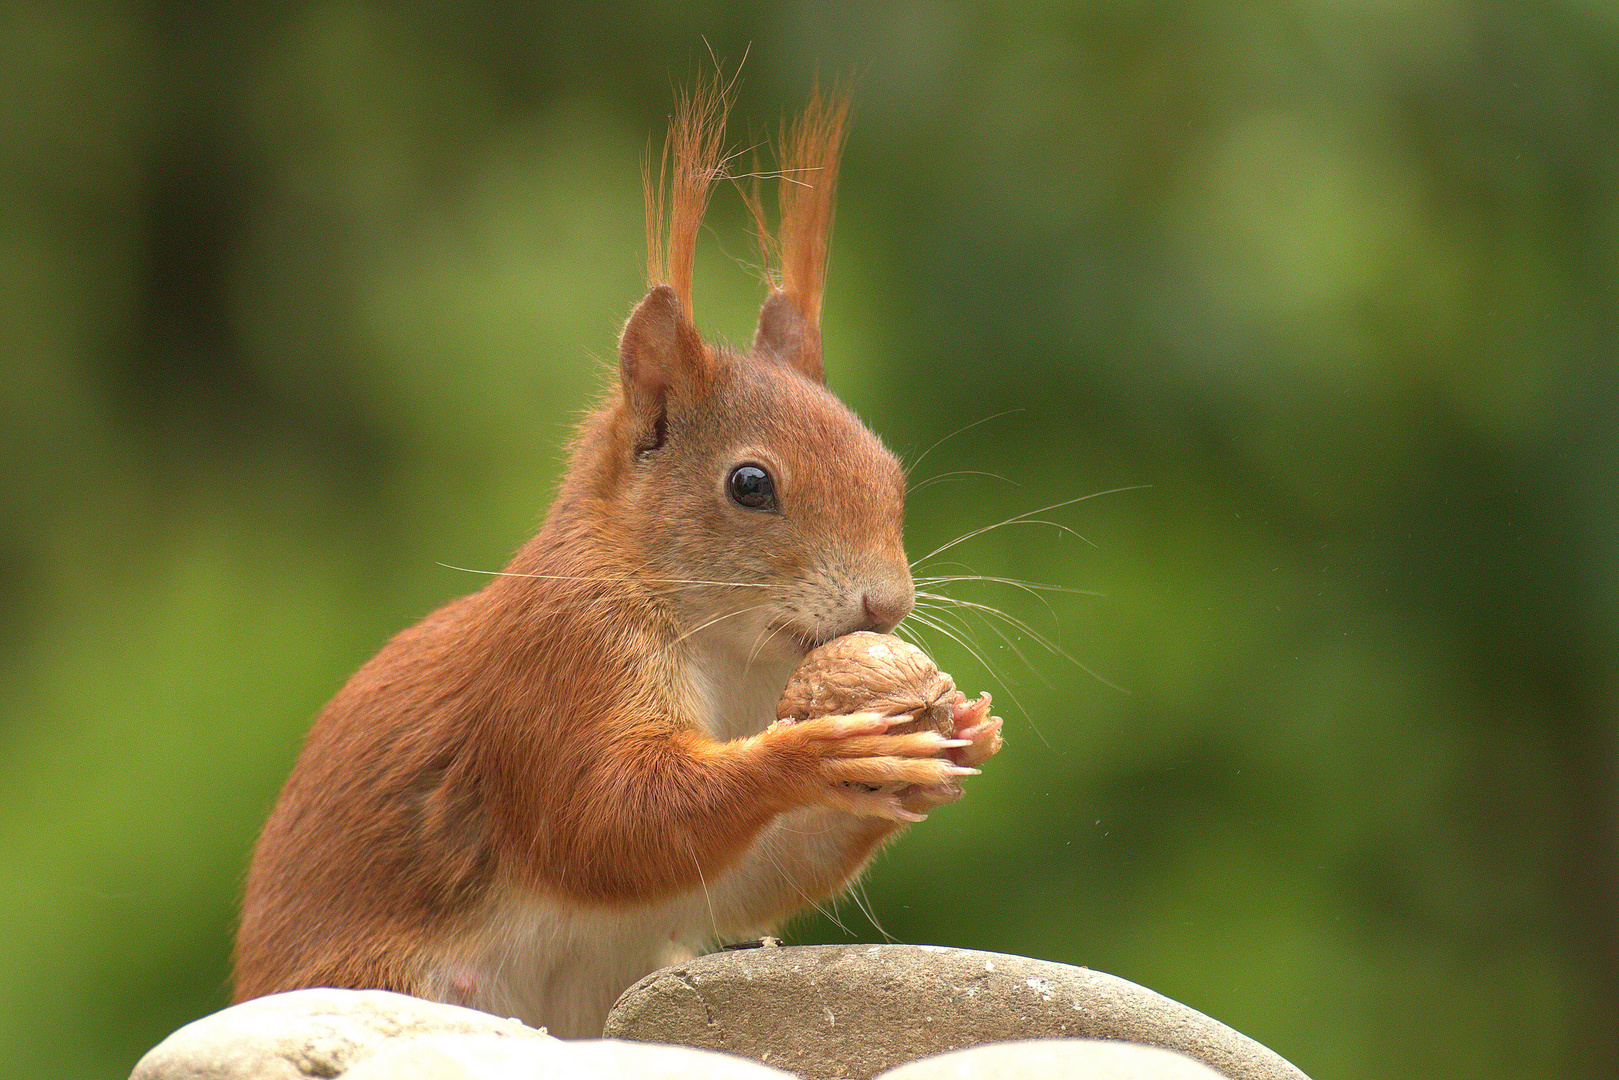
[862, 585, 914, 633]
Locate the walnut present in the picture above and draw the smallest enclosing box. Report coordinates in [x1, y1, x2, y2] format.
[776, 632, 955, 737]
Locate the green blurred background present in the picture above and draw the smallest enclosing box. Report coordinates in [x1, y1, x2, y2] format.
[4, 2, 1617, 1077]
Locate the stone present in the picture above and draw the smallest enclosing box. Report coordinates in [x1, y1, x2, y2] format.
[343, 1033, 799, 1080]
[875, 1039, 1226, 1079]
[129, 988, 553, 1080]
[603, 944, 1309, 1080]
[132, 988, 798, 1080]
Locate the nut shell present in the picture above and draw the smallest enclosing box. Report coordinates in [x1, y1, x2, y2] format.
[776, 632, 955, 736]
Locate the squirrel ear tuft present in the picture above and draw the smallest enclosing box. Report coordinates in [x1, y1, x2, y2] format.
[619, 285, 713, 422]
[752, 291, 825, 383]
[744, 82, 850, 386]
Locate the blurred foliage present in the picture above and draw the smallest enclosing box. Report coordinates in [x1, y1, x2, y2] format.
[3, 2, 1616, 1078]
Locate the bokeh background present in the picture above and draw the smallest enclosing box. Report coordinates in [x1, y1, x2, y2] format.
[4, 2, 1617, 1077]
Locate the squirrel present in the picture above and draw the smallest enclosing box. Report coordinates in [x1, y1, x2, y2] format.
[232, 78, 1003, 1039]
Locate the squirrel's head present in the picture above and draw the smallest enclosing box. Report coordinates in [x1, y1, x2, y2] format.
[573, 78, 911, 663]
[606, 283, 911, 664]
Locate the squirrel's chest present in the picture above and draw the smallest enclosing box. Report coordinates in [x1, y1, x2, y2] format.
[429, 890, 706, 1037]
[685, 649, 798, 743]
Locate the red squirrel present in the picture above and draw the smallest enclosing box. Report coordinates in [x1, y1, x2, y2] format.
[234, 79, 1003, 1038]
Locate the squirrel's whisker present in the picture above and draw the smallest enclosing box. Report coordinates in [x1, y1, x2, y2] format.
[902, 409, 1025, 480]
[916, 596, 1052, 691]
[916, 591, 1061, 656]
[914, 574, 1101, 597]
[901, 609, 1044, 743]
[671, 601, 781, 648]
[916, 578, 1065, 637]
[913, 486, 1149, 565]
[906, 469, 1016, 495]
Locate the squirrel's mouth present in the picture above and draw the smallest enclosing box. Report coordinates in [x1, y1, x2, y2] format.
[773, 616, 886, 658]
[772, 622, 830, 657]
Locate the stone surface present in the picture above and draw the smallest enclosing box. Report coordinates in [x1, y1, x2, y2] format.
[344, 1034, 800, 1079]
[603, 945, 1309, 1080]
[876, 1039, 1225, 1079]
[130, 988, 553, 1080]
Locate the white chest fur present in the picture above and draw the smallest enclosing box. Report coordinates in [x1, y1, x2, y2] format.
[430, 888, 710, 1037]
[685, 642, 798, 742]
[426, 638, 862, 1037]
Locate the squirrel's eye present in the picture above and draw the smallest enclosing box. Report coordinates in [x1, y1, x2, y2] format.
[728, 464, 777, 511]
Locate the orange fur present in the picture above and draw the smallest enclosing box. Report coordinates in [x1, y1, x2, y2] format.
[234, 80, 988, 1039]
[644, 67, 736, 321]
[775, 80, 850, 330]
[736, 80, 852, 382]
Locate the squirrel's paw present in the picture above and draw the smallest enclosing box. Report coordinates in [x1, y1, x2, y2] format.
[943, 691, 1004, 768]
[890, 696, 1001, 815]
[816, 784, 932, 823]
[764, 711, 976, 819]
[896, 779, 966, 815]
[818, 752, 978, 789]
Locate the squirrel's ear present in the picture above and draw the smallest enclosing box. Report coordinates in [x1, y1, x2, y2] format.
[619, 285, 713, 435]
[752, 291, 824, 384]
